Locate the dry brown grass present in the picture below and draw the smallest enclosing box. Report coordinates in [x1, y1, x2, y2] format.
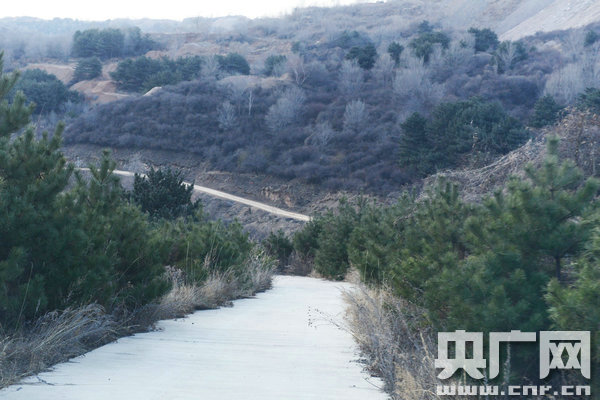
[0, 304, 117, 388]
[342, 273, 452, 400]
[0, 249, 276, 389]
[343, 279, 577, 399]
[157, 248, 276, 316]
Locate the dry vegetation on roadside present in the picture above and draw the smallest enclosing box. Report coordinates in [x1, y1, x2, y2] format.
[0, 249, 275, 389]
[342, 276, 581, 400]
[342, 275, 445, 400]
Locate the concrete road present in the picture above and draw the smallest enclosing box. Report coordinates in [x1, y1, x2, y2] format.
[0, 276, 388, 400]
[109, 169, 311, 222]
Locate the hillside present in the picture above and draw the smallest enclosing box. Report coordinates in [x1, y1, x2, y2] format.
[4, 0, 600, 66]
[501, 0, 600, 40]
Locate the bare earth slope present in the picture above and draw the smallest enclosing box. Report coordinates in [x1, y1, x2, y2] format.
[501, 0, 600, 40]
[0, 276, 387, 400]
[429, 0, 600, 39]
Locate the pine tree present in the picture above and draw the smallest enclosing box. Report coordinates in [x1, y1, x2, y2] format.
[398, 112, 429, 173]
[0, 52, 75, 326]
[453, 136, 599, 333]
[73, 152, 168, 308]
[530, 95, 563, 128]
[546, 226, 600, 384]
[0, 53, 168, 327]
[314, 199, 362, 279]
[131, 167, 199, 220]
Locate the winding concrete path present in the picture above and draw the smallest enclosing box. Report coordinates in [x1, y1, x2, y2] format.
[103, 169, 310, 222]
[0, 276, 387, 400]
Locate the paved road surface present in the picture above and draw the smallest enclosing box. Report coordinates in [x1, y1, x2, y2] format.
[100, 169, 310, 222]
[0, 276, 387, 400]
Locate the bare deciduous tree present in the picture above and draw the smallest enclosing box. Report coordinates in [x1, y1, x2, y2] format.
[247, 88, 254, 116]
[224, 76, 256, 114]
[338, 59, 363, 99]
[287, 54, 307, 86]
[201, 55, 220, 81]
[217, 101, 237, 131]
[265, 86, 306, 132]
[373, 53, 395, 86]
[563, 30, 585, 62]
[495, 41, 518, 73]
[393, 56, 444, 111]
[582, 42, 600, 87]
[343, 100, 368, 133]
[305, 121, 335, 146]
[544, 63, 585, 105]
[393, 56, 427, 98]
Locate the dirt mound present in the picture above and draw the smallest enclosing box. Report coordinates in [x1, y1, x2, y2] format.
[177, 42, 221, 57]
[23, 63, 75, 84]
[101, 62, 119, 79]
[425, 109, 600, 201]
[71, 79, 130, 104]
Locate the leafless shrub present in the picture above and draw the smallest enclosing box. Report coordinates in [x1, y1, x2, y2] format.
[544, 63, 585, 105]
[432, 39, 473, 80]
[394, 56, 426, 92]
[218, 100, 237, 131]
[338, 59, 363, 99]
[304, 60, 330, 86]
[196, 272, 240, 309]
[287, 54, 307, 86]
[563, 30, 585, 62]
[393, 56, 445, 111]
[0, 305, 117, 388]
[494, 41, 517, 73]
[582, 43, 600, 87]
[238, 247, 277, 295]
[343, 100, 368, 133]
[157, 248, 275, 316]
[265, 86, 306, 132]
[373, 53, 395, 86]
[305, 121, 335, 146]
[122, 152, 147, 174]
[201, 55, 220, 81]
